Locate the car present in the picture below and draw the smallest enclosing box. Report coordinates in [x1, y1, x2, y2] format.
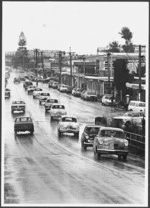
[101, 94, 114, 106]
[32, 89, 43, 99]
[58, 116, 79, 137]
[93, 127, 129, 161]
[113, 111, 145, 128]
[52, 81, 59, 89]
[14, 116, 34, 135]
[59, 84, 69, 93]
[72, 88, 83, 97]
[27, 85, 36, 94]
[80, 90, 86, 99]
[5, 88, 11, 98]
[82, 91, 97, 101]
[45, 98, 58, 112]
[14, 77, 20, 84]
[48, 80, 54, 88]
[11, 101, 26, 114]
[81, 125, 101, 151]
[50, 104, 67, 121]
[23, 80, 33, 90]
[128, 100, 145, 112]
[65, 86, 74, 94]
[39, 92, 50, 105]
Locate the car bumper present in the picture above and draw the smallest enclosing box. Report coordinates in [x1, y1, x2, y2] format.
[83, 141, 93, 147]
[59, 128, 79, 133]
[97, 149, 128, 155]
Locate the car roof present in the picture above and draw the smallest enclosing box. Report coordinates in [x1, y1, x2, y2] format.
[61, 115, 77, 119]
[85, 125, 102, 128]
[51, 103, 64, 106]
[100, 127, 124, 132]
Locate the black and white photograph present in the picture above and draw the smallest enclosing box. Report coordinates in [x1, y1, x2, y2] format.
[2, 1, 149, 206]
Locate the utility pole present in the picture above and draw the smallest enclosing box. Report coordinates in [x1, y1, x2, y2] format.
[41, 51, 44, 78]
[34, 49, 39, 77]
[59, 51, 62, 85]
[107, 51, 111, 94]
[69, 47, 72, 87]
[138, 45, 142, 101]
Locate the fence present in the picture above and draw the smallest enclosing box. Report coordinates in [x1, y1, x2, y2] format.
[125, 131, 145, 158]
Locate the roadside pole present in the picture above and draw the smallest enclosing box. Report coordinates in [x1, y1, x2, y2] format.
[59, 51, 62, 85]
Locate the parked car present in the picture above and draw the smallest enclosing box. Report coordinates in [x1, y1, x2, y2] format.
[14, 77, 20, 84]
[58, 116, 79, 137]
[101, 94, 114, 106]
[128, 100, 145, 112]
[45, 98, 58, 112]
[48, 80, 54, 88]
[50, 104, 67, 121]
[82, 91, 97, 101]
[11, 101, 26, 114]
[65, 86, 73, 94]
[14, 116, 34, 135]
[72, 88, 83, 97]
[23, 80, 33, 90]
[59, 84, 69, 93]
[52, 81, 59, 89]
[93, 127, 129, 161]
[5, 88, 11, 98]
[27, 85, 36, 94]
[39, 92, 50, 105]
[113, 111, 145, 128]
[81, 125, 101, 151]
[33, 89, 43, 99]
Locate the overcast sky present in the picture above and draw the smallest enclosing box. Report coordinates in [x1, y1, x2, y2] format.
[3, 2, 149, 55]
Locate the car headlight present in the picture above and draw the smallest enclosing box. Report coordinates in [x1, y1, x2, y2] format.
[98, 140, 103, 145]
[85, 135, 89, 139]
[124, 140, 128, 146]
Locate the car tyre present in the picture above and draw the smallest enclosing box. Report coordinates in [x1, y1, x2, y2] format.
[81, 142, 87, 151]
[123, 155, 127, 161]
[94, 148, 101, 160]
[75, 132, 79, 138]
[58, 130, 61, 137]
[39, 101, 41, 105]
[51, 116, 53, 121]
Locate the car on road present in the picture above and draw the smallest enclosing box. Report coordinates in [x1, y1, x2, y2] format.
[11, 101, 26, 114]
[45, 98, 58, 112]
[39, 92, 50, 105]
[58, 116, 79, 137]
[72, 88, 83, 97]
[59, 84, 69, 93]
[128, 100, 145, 112]
[81, 125, 101, 151]
[93, 127, 129, 161]
[113, 111, 145, 128]
[101, 94, 114, 106]
[27, 85, 36, 94]
[23, 80, 33, 90]
[52, 81, 59, 89]
[81, 91, 98, 101]
[48, 80, 54, 88]
[5, 88, 11, 98]
[32, 89, 43, 99]
[14, 77, 20, 84]
[14, 116, 34, 135]
[50, 104, 67, 121]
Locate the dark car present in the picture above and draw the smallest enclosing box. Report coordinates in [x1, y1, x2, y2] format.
[5, 88, 11, 98]
[23, 80, 33, 90]
[14, 77, 20, 84]
[14, 117, 34, 135]
[72, 88, 83, 97]
[81, 125, 101, 150]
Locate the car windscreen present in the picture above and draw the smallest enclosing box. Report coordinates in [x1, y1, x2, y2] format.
[52, 105, 65, 109]
[47, 99, 58, 103]
[41, 93, 50, 96]
[100, 130, 124, 138]
[62, 117, 77, 122]
[139, 103, 145, 107]
[13, 101, 25, 104]
[85, 127, 100, 134]
[129, 102, 136, 106]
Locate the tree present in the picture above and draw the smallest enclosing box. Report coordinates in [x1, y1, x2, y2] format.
[18, 31, 27, 47]
[108, 41, 120, 52]
[119, 27, 134, 52]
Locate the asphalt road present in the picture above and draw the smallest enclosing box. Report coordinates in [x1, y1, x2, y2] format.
[3, 71, 147, 205]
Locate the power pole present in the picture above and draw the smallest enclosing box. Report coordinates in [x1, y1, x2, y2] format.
[69, 47, 72, 87]
[138, 45, 141, 101]
[59, 51, 62, 85]
[41, 51, 44, 78]
[107, 51, 111, 94]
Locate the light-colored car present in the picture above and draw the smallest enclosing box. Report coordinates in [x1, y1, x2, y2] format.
[45, 98, 58, 112]
[32, 89, 43, 99]
[113, 111, 145, 128]
[52, 81, 59, 89]
[27, 85, 36, 94]
[59, 84, 69, 92]
[101, 94, 114, 106]
[58, 116, 79, 137]
[50, 104, 67, 121]
[81, 125, 101, 151]
[11, 101, 26, 114]
[72, 88, 83, 97]
[39, 92, 50, 105]
[93, 127, 129, 161]
[82, 91, 97, 101]
[128, 100, 145, 112]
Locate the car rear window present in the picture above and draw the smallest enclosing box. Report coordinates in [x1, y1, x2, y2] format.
[62, 117, 77, 122]
[85, 127, 100, 134]
[41, 93, 50, 96]
[52, 105, 65, 109]
[47, 99, 58, 103]
[16, 117, 32, 122]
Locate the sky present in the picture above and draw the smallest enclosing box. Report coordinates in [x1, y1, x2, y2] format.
[3, 1, 149, 55]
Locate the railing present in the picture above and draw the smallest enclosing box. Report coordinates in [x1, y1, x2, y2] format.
[125, 131, 145, 158]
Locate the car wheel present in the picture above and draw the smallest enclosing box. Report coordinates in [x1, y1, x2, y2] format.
[94, 148, 100, 160]
[81, 142, 87, 151]
[45, 109, 47, 113]
[14, 130, 17, 135]
[39, 101, 41, 105]
[75, 132, 79, 138]
[11, 110, 14, 114]
[122, 155, 127, 161]
[58, 130, 61, 137]
[51, 116, 53, 121]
